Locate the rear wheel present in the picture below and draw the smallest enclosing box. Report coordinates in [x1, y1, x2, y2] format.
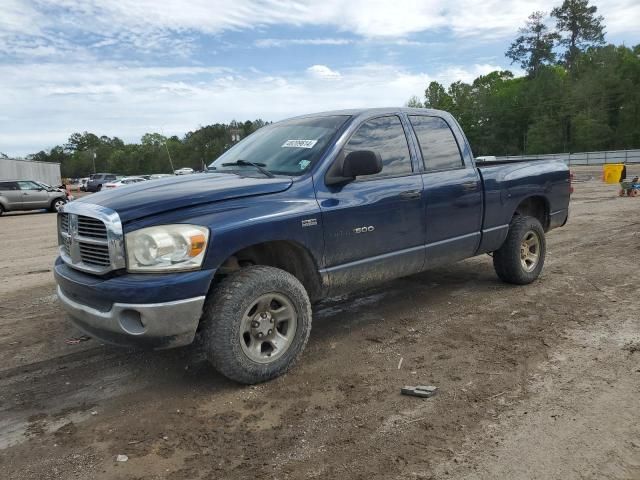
[493, 216, 546, 285]
[97, 184, 102, 191]
[201, 265, 312, 384]
[631, 189, 639, 197]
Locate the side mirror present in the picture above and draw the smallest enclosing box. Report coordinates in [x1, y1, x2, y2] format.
[343, 150, 382, 177]
[325, 150, 382, 185]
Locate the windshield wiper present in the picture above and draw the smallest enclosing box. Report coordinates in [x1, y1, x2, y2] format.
[221, 160, 275, 178]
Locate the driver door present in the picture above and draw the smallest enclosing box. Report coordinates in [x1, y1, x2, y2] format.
[315, 115, 425, 293]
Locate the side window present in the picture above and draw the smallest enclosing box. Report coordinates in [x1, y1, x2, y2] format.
[409, 116, 464, 171]
[17, 181, 40, 190]
[105, 175, 116, 181]
[0, 182, 19, 190]
[343, 116, 412, 179]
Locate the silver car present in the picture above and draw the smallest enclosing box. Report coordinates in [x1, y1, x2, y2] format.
[0, 180, 68, 216]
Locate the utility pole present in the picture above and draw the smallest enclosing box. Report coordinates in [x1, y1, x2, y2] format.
[164, 142, 175, 173]
[92, 151, 96, 173]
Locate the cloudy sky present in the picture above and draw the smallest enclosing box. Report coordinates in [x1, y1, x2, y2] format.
[1, 0, 638, 156]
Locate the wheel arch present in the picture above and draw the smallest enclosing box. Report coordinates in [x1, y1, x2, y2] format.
[512, 195, 550, 231]
[215, 240, 324, 302]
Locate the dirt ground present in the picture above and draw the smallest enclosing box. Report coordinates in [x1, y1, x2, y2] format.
[1, 166, 639, 480]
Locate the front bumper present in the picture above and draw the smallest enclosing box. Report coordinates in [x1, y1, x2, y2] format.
[54, 258, 215, 349]
[57, 286, 205, 349]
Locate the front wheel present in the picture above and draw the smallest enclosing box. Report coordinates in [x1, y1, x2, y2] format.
[493, 216, 546, 285]
[50, 198, 66, 212]
[201, 265, 312, 384]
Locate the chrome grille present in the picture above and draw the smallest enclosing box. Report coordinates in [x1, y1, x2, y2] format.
[60, 212, 69, 233]
[57, 204, 125, 275]
[78, 216, 108, 239]
[79, 242, 111, 267]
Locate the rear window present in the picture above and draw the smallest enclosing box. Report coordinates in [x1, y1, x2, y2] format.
[409, 115, 464, 171]
[90, 174, 104, 180]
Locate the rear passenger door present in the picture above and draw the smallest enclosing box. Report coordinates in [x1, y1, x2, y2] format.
[408, 115, 483, 268]
[316, 115, 426, 292]
[0, 181, 22, 210]
[17, 181, 50, 209]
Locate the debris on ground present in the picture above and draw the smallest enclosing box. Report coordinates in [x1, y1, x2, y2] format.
[64, 335, 91, 345]
[116, 454, 128, 462]
[401, 385, 438, 398]
[623, 341, 640, 354]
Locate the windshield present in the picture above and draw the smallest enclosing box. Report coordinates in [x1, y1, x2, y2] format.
[209, 115, 349, 176]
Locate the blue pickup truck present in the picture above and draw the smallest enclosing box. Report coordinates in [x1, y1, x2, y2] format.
[54, 108, 571, 383]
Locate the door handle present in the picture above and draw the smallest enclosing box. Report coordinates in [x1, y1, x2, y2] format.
[399, 190, 421, 200]
[462, 182, 478, 191]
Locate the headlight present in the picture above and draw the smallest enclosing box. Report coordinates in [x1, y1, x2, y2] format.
[125, 225, 209, 272]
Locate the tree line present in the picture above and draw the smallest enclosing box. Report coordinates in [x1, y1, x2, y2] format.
[25, 120, 267, 178]
[406, 0, 640, 156]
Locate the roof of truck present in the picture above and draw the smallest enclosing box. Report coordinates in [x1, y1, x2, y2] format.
[284, 107, 449, 121]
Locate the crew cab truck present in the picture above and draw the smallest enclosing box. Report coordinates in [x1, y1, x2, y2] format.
[54, 108, 570, 384]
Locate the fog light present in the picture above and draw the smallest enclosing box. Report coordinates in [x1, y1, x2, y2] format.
[119, 309, 146, 335]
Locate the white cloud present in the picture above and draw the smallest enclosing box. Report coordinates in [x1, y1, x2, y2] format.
[0, 61, 507, 155]
[3, 0, 638, 55]
[306, 64, 341, 79]
[255, 38, 352, 48]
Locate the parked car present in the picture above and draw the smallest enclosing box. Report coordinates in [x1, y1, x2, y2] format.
[79, 178, 89, 191]
[34, 181, 74, 201]
[54, 108, 571, 384]
[86, 173, 119, 192]
[149, 174, 173, 180]
[0, 179, 68, 215]
[174, 167, 194, 175]
[103, 177, 147, 189]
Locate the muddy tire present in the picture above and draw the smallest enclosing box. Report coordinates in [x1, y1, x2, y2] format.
[201, 265, 312, 384]
[631, 189, 639, 197]
[493, 216, 546, 285]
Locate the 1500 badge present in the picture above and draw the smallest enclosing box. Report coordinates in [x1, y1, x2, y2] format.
[301, 218, 317, 227]
[353, 226, 375, 234]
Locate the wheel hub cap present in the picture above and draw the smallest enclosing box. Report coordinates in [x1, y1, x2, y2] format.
[520, 230, 540, 272]
[240, 293, 297, 364]
[250, 311, 275, 338]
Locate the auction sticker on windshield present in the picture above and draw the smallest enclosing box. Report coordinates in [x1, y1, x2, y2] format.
[282, 140, 318, 148]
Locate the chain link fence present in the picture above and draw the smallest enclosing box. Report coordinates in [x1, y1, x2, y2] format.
[494, 149, 640, 165]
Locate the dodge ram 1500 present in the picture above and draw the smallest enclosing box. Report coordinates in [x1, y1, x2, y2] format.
[54, 108, 571, 383]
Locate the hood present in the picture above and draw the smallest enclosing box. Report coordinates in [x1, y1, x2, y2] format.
[78, 173, 292, 222]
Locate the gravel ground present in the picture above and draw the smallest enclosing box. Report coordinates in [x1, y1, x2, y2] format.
[0, 166, 639, 479]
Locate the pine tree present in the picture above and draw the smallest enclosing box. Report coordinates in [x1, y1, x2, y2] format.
[506, 11, 559, 77]
[551, 0, 605, 72]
